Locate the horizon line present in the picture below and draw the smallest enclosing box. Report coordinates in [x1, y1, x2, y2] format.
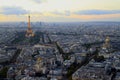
[0, 21, 120, 23]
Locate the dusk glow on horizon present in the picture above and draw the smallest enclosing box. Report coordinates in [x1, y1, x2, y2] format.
[0, 0, 120, 22]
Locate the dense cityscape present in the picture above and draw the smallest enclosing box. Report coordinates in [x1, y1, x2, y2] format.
[0, 17, 120, 80]
[1, 0, 120, 80]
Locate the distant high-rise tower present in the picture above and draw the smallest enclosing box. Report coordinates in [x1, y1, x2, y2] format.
[26, 15, 34, 37]
[102, 36, 110, 49]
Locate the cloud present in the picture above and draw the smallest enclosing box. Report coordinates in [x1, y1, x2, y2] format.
[65, 11, 71, 16]
[52, 10, 71, 16]
[1, 7, 29, 15]
[74, 10, 120, 15]
[32, 0, 47, 3]
[52, 11, 63, 15]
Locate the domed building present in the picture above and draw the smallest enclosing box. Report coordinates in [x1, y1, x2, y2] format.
[102, 36, 111, 49]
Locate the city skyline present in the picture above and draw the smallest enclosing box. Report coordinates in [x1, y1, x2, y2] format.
[0, 0, 120, 22]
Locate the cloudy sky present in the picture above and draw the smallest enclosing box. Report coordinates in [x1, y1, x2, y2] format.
[0, 0, 120, 22]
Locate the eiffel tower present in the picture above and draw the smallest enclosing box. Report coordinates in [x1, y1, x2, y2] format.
[25, 15, 34, 37]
